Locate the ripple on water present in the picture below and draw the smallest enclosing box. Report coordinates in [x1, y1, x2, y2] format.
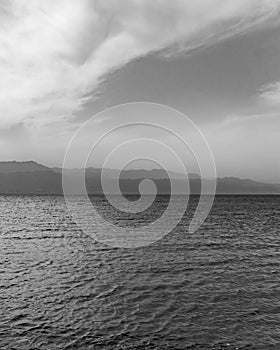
[1, 195, 280, 349]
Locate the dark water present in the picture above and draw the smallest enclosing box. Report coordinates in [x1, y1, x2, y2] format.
[1, 195, 280, 350]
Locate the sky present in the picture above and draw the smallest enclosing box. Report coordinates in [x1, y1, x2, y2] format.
[1, 0, 280, 182]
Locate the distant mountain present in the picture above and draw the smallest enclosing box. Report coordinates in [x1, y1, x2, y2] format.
[216, 177, 280, 194]
[0, 161, 50, 173]
[0, 161, 279, 195]
[52, 167, 199, 180]
[0, 161, 62, 194]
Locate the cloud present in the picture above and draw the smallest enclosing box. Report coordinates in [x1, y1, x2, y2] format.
[201, 112, 280, 182]
[259, 81, 280, 104]
[0, 0, 280, 129]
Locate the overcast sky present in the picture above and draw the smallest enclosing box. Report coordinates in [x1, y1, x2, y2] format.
[1, 0, 280, 182]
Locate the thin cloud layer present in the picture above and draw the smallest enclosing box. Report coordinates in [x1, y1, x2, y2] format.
[259, 82, 280, 104]
[0, 0, 279, 129]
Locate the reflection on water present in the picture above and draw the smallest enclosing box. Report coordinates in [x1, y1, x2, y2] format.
[1, 195, 280, 349]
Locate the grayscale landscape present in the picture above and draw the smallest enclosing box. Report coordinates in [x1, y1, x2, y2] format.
[1, 1, 280, 350]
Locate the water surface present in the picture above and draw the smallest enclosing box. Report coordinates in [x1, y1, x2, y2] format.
[1, 195, 280, 349]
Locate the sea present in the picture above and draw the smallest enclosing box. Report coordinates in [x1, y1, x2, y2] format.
[1, 195, 280, 350]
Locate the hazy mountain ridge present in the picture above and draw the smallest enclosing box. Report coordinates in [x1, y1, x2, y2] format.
[52, 167, 200, 180]
[0, 161, 51, 173]
[0, 161, 279, 194]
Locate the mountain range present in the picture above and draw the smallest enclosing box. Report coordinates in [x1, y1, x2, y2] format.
[0, 161, 279, 195]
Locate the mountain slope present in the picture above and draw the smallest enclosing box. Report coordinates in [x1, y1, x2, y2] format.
[0, 161, 62, 194]
[0, 161, 279, 195]
[0, 161, 51, 173]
